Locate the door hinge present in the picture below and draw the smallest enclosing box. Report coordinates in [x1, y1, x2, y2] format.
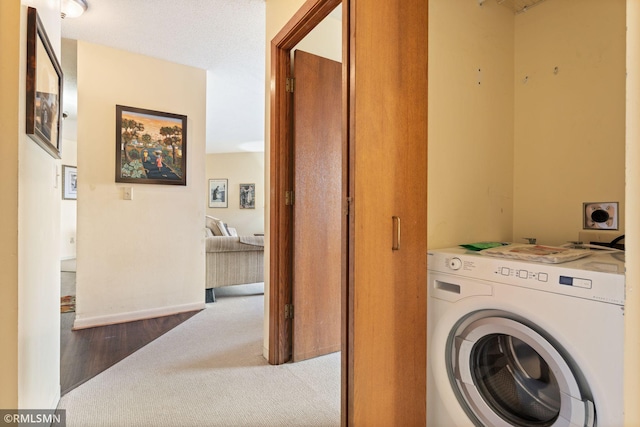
[286, 77, 295, 93]
[285, 190, 295, 206]
[285, 303, 294, 319]
[345, 197, 353, 216]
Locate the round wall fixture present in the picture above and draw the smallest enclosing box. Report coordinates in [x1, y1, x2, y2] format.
[583, 202, 618, 230]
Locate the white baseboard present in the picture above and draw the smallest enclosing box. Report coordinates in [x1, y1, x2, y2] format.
[49, 388, 61, 411]
[72, 302, 205, 330]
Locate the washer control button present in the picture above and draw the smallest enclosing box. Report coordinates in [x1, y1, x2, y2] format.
[538, 273, 548, 282]
[573, 278, 592, 289]
[517, 270, 528, 279]
[501, 267, 510, 276]
[449, 257, 462, 270]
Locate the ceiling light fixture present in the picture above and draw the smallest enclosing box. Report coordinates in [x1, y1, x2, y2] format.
[61, 0, 88, 19]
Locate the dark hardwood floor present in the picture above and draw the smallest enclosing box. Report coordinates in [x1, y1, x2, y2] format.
[60, 274, 201, 395]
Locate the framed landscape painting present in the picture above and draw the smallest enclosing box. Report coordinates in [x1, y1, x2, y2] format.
[115, 105, 187, 185]
[26, 7, 63, 159]
[209, 179, 228, 208]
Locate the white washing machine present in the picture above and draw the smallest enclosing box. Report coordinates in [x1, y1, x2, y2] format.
[427, 246, 625, 427]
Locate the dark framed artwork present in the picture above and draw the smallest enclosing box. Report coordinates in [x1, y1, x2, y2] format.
[239, 183, 255, 209]
[209, 179, 228, 208]
[26, 7, 63, 159]
[115, 105, 187, 185]
[62, 165, 77, 200]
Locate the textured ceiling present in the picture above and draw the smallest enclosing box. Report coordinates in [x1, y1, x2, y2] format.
[61, 0, 266, 153]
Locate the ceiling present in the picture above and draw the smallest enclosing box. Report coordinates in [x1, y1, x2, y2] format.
[61, 0, 266, 153]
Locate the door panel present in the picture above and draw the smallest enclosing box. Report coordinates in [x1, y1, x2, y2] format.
[292, 50, 342, 362]
[348, 0, 428, 424]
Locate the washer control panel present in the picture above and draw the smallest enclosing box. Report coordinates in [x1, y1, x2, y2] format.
[427, 247, 624, 305]
[496, 266, 551, 284]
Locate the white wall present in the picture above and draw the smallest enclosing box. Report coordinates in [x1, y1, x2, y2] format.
[428, 0, 515, 249]
[513, 0, 626, 246]
[0, 0, 62, 410]
[205, 152, 265, 236]
[74, 41, 206, 329]
[18, 0, 63, 410]
[60, 137, 77, 259]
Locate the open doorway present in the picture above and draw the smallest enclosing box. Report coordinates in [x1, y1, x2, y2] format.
[270, 0, 428, 425]
[268, 0, 344, 365]
[267, 0, 346, 422]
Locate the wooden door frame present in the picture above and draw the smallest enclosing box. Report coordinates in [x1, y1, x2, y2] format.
[268, 0, 345, 364]
[269, 0, 349, 422]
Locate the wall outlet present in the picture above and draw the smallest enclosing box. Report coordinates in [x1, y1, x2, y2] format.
[583, 202, 618, 230]
[578, 230, 621, 245]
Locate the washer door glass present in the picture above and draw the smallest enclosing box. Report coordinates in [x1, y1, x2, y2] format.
[451, 315, 594, 427]
[474, 334, 560, 425]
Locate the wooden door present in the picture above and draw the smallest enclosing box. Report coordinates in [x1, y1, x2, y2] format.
[292, 50, 342, 362]
[347, 0, 428, 425]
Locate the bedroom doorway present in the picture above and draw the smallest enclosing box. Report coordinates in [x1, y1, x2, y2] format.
[268, 0, 344, 365]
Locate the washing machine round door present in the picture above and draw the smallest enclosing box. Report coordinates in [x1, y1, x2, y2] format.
[450, 314, 595, 427]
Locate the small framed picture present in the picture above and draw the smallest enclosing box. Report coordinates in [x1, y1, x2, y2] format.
[209, 179, 228, 208]
[62, 165, 77, 200]
[239, 183, 255, 209]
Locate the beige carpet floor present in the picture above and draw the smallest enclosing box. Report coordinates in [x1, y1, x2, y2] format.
[57, 283, 341, 427]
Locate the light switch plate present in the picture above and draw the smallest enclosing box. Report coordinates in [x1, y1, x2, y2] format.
[583, 202, 618, 230]
[123, 187, 133, 200]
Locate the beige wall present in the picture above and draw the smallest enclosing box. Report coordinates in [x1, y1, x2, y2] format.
[513, 0, 626, 246]
[205, 152, 265, 235]
[74, 41, 206, 329]
[625, 0, 640, 424]
[0, 0, 63, 409]
[295, 9, 342, 62]
[428, 0, 515, 249]
[428, 0, 625, 249]
[0, 0, 21, 409]
[59, 39, 78, 260]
